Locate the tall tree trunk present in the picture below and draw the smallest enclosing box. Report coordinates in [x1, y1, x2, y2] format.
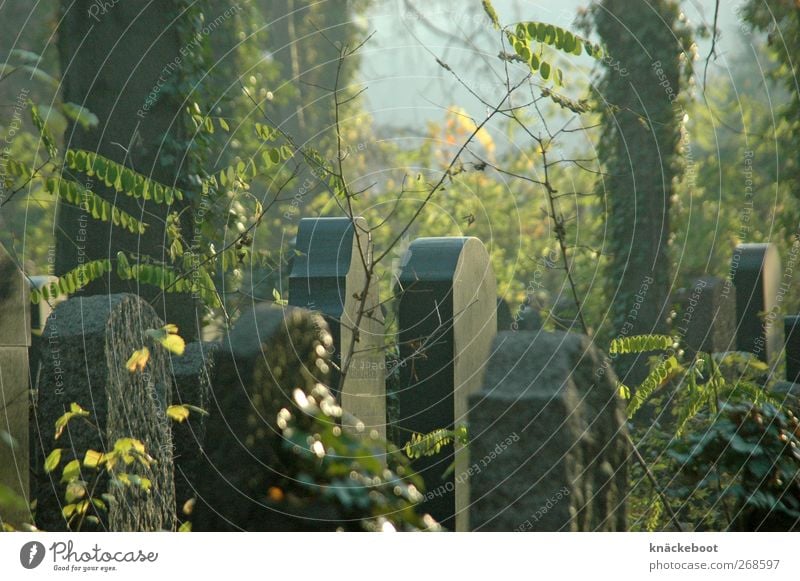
[56, 0, 198, 338]
[595, 0, 688, 383]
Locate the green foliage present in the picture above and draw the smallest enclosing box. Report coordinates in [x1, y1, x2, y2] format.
[624, 335, 800, 531]
[403, 425, 469, 459]
[481, 0, 500, 30]
[44, 177, 147, 234]
[30, 259, 112, 304]
[44, 403, 155, 531]
[271, 384, 440, 531]
[625, 355, 680, 419]
[64, 149, 184, 205]
[667, 402, 800, 530]
[609, 334, 675, 355]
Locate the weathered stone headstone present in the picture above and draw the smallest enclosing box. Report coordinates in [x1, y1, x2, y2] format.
[193, 304, 334, 531]
[168, 341, 217, 514]
[731, 243, 781, 362]
[468, 331, 628, 532]
[289, 217, 386, 440]
[395, 236, 497, 531]
[785, 316, 800, 384]
[675, 276, 737, 359]
[35, 294, 175, 531]
[0, 244, 31, 528]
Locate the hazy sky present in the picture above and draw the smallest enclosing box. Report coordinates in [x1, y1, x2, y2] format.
[355, 0, 754, 130]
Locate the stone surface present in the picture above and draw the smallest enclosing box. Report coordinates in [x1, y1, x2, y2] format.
[289, 217, 386, 440]
[168, 341, 217, 515]
[785, 316, 800, 384]
[395, 236, 497, 531]
[0, 243, 31, 528]
[469, 331, 628, 532]
[193, 304, 333, 531]
[34, 294, 175, 531]
[731, 243, 782, 363]
[496, 298, 513, 332]
[676, 276, 737, 358]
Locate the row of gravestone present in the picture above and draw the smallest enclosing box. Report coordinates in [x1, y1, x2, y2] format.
[1, 221, 798, 531]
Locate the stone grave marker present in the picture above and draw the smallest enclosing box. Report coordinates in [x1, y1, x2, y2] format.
[35, 294, 175, 531]
[496, 297, 513, 332]
[468, 331, 628, 531]
[193, 304, 334, 531]
[395, 236, 497, 531]
[785, 315, 800, 384]
[676, 276, 737, 359]
[289, 217, 386, 440]
[731, 243, 781, 363]
[0, 243, 31, 528]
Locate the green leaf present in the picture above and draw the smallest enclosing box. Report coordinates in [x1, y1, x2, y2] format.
[482, 0, 501, 30]
[83, 449, 103, 469]
[44, 448, 63, 473]
[60, 459, 81, 484]
[540, 61, 551, 80]
[609, 334, 675, 355]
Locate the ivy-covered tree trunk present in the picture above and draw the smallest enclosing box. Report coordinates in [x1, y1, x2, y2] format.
[741, 2, 800, 200]
[56, 0, 200, 338]
[594, 0, 688, 384]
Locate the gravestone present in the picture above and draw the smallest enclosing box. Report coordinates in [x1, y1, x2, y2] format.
[193, 304, 335, 531]
[496, 297, 513, 332]
[28, 275, 62, 386]
[676, 276, 737, 359]
[289, 217, 385, 440]
[169, 341, 217, 514]
[35, 294, 175, 531]
[468, 331, 628, 531]
[785, 316, 800, 384]
[0, 244, 31, 528]
[731, 243, 781, 363]
[395, 236, 497, 531]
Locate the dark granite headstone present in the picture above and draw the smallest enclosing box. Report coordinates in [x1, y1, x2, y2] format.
[731, 243, 781, 362]
[676, 276, 737, 358]
[35, 294, 175, 531]
[785, 316, 800, 383]
[468, 331, 628, 531]
[193, 304, 333, 531]
[289, 217, 385, 440]
[0, 244, 31, 528]
[395, 236, 497, 531]
[496, 297, 513, 332]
